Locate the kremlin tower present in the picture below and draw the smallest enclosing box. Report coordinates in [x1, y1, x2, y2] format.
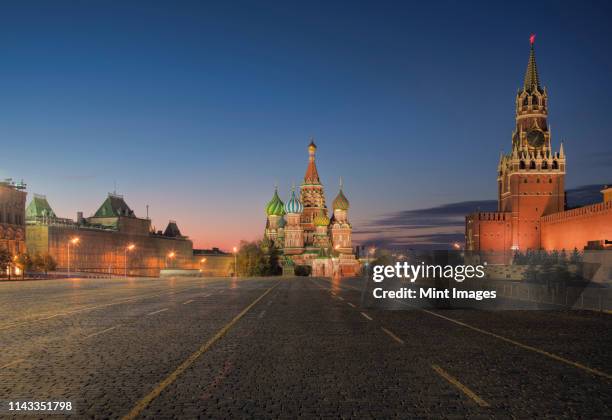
[466, 36, 611, 261]
[497, 34, 566, 251]
[264, 140, 359, 276]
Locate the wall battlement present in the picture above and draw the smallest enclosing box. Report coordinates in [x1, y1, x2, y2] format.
[469, 212, 511, 222]
[541, 201, 612, 223]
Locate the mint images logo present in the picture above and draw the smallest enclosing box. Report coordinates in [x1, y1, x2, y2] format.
[372, 262, 487, 283]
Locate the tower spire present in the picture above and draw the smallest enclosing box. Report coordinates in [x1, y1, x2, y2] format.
[524, 34, 541, 93]
[304, 139, 320, 184]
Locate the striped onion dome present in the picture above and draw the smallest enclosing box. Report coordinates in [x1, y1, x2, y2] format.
[284, 188, 303, 214]
[313, 211, 330, 226]
[265, 188, 285, 217]
[332, 188, 349, 211]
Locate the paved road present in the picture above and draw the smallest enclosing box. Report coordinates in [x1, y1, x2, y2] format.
[0, 276, 610, 418]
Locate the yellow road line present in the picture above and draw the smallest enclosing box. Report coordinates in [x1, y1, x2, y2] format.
[122, 282, 278, 420]
[360, 312, 373, 321]
[0, 359, 25, 369]
[422, 308, 612, 380]
[381, 327, 404, 344]
[182, 300, 194, 305]
[84, 325, 120, 339]
[431, 364, 490, 407]
[318, 278, 612, 380]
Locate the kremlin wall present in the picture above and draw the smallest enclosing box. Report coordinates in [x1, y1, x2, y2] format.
[465, 39, 611, 263]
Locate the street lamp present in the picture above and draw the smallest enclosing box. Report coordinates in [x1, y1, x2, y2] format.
[125, 244, 135, 278]
[67, 237, 80, 275]
[166, 251, 176, 269]
[232, 246, 237, 278]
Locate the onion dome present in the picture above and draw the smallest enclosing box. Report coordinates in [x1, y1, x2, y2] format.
[284, 188, 303, 214]
[332, 188, 349, 211]
[265, 188, 285, 217]
[313, 211, 330, 226]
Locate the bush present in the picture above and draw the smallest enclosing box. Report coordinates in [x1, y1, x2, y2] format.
[294, 265, 312, 276]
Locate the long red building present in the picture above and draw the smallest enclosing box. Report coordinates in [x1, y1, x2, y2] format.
[465, 38, 612, 262]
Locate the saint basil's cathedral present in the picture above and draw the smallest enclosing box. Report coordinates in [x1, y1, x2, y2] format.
[264, 141, 360, 277]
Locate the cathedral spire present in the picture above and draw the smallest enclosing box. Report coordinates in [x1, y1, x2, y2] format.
[523, 34, 541, 93]
[304, 138, 320, 184]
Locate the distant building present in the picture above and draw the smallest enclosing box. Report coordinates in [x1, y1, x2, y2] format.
[465, 38, 612, 262]
[264, 141, 360, 277]
[26, 193, 194, 276]
[193, 248, 232, 277]
[0, 179, 27, 268]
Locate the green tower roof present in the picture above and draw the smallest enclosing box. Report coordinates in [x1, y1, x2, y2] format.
[26, 194, 56, 219]
[94, 194, 135, 218]
[265, 188, 285, 217]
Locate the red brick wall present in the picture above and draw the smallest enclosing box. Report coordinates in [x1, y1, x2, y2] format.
[541, 202, 612, 251]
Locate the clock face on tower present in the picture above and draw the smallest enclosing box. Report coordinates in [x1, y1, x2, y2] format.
[526, 129, 545, 148]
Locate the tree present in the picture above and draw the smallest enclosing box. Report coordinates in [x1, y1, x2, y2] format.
[235, 240, 281, 277]
[569, 248, 582, 264]
[0, 248, 11, 279]
[14, 253, 33, 280]
[32, 252, 57, 274]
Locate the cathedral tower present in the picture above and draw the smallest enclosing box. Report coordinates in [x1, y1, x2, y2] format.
[264, 187, 285, 246]
[498, 35, 566, 251]
[330, 180, 353, 253]
[301, 140, 328, 247]
[283, 186, 304, 254]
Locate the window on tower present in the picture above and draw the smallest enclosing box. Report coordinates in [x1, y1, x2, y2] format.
[520, 160, 526, 169]
[552, 160, 559, 169]
[541, 160, 548, 169]
[529, 161, 536, 169]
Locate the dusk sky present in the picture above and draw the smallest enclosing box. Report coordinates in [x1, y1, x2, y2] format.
[1, 1, 611, 250]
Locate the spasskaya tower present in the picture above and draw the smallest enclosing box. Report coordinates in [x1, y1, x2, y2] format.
[497, 35, 566, 251]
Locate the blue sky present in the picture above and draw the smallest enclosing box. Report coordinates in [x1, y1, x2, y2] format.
[1, 1, 611, 249]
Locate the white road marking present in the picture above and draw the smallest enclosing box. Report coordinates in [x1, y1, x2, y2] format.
[347, 302, 356, 308]
[183, 300, 194, 305]
[147, 308, 168, 316]
[318, 278, 612, 380]
[360, 312, 373, 321]
[84, 325, 120, 339]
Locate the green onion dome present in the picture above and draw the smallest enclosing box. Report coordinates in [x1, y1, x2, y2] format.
[313, 211, 330, 226]
[332, 188, 349, 211]
[265, 188, 285, 217]
[284, 188, 303, 214]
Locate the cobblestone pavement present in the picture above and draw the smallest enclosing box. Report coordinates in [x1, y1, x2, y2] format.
[0, 276, 610, 418]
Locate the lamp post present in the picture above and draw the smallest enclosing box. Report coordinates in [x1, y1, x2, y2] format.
[125, 244, 135, 278]
[166, 251, 176, 269]
[232, 246, 237, 278]
[67, 237, 80, 275]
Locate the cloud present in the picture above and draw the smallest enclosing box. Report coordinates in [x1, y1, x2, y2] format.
[355, 183, 609, 250]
